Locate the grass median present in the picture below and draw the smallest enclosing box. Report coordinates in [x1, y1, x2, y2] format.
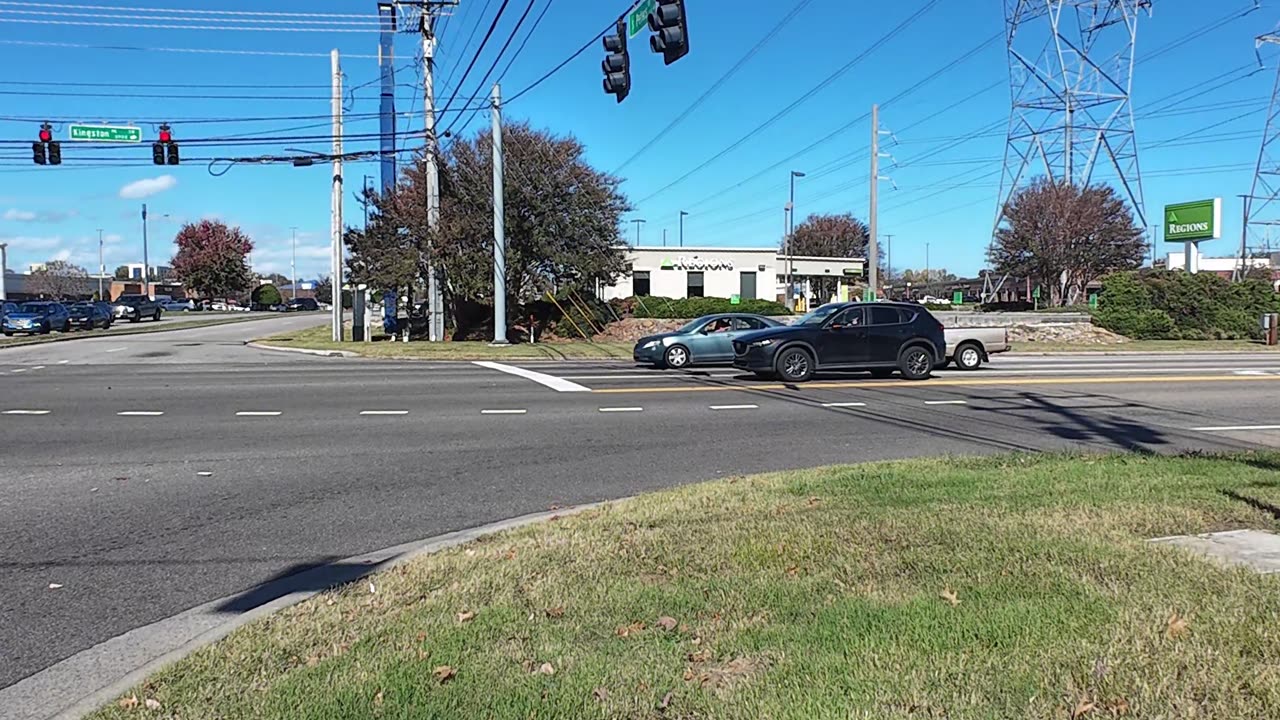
[257, 324, 633, 360]
[92, 453, 1280, 719]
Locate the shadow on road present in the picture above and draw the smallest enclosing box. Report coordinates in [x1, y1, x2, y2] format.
[214, 555, 386, 614]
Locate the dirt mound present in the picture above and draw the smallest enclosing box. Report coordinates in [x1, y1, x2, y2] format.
[1009, 323, 1130, 344]
[594, 318, 686, 342]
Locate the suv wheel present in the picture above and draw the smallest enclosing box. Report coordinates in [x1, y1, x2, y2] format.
[776, 346, 815, 383]
[954, 342, 983, 371]
[663, 344, 690, 369]
[898, 346, 934, 381]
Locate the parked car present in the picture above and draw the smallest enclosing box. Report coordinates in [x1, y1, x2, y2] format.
[1, 301, 17, 322]
[2, 301, 71, 335]
[162, 298, 194, 312]
[68, 301, 113, 330]
[633, 313, 784, 368]
[944, 327, 1010, 370]
[731, 302, 945, 382]
[286, 297, 320, 312]
[113, 294, 163, 323]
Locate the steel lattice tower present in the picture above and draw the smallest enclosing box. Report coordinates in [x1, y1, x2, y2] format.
[1241, 31, 1280, 279]
[987, 1, 1152, 298]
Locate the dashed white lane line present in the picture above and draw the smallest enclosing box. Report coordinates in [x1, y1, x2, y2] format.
[359, 410, 409, 416]
[2, 409, 50, 415]
[104, 347, 127, 353]
[599, 406, 644, 413]
[1192, 424, 1280, 432]
[30, 365, 44, 370]
[481, 409, 528, 415]
[56, 360, 69, 364]
[821, 402, 867, 408]
[11, 368, 27, 373]
[471, 361, 592, 393]
[236, 411, 282, 417]
[924, 400, 968, 406]
[709, 404, 759, 411]
[117, 411, 164, 416]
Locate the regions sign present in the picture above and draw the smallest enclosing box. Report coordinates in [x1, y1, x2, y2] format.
[68, 124, 142, 143]
[661, 256, 734, 271]
[1164, 198, 1221, 242]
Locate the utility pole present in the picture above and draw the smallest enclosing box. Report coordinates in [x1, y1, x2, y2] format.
[884, 234, 893, 292]
[868, 104, 880, 299]
[96, 228, 105, 299]
[290, 226, 298, 300]
[632, 218, 646, 246]
[925, 242, 931, 290]
[422, 11, 444, 342]
[787, 170, 805, 310]
[679, 210, 688, 247]
[141, 203, 150, 298]
[0, 242, 7, 300]
[491, 83, 508, 345]
[331, 48, 345, 341]
[377, 3, 397, 194]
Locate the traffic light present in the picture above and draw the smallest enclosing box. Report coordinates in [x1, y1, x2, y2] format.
[648, 0, 689, 65]
[152, 142, 165, 165]
[155, 124, 179, 165]
[32, 141, 46, 165]
[166, 142, 179, 165]
[602, 18, 630, 103]
[33, 123, 55, 166]
[47, 141, 61, 165]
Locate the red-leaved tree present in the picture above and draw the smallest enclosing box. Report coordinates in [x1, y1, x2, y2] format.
[170, 220, 254, 298]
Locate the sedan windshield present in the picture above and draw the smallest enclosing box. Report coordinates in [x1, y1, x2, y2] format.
[18, 304, 48, 313]
[792, 304, 843, 327]
[676, 316, 714, 334]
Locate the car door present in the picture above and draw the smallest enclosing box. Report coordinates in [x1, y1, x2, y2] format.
[867, 305, 910, 363]
[815, 306, 869, 367]
[691, 316, 737, 362]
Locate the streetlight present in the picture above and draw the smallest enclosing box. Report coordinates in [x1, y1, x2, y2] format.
[290, 227, 299, 300]
[786, 170, 805, 310]
[631, 218, 646, 246]
[97, 229, 104, 300]
[679, 210, 689, 247]
[140, 204, 150, 297]
[0, 242, 7, 301]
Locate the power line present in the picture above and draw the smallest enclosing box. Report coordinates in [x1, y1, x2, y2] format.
[0, 18, 384, 32]
[0, 1, 379, 18]
[0, 8, 382, 26]
[438, 0, 511, 117]
[505, 23, 606, 104]
[0, 39, 381, 59]
[440, 0, 545, 139]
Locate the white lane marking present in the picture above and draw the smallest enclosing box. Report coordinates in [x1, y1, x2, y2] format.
[1192, 425, 1280, 432]
[30, 365, 44, 370]
[104, 346, 127, 353]
[3, 409, 50, 415]
[481, 409, 528, 415]
[471, 360, 592, 393]
[11, 368, 27, 373]
[360, 410, 409, 416]
[57, 360, 69, 365]
[924, 400, 968, 406]
[117, 411, 164, 416]
[236, 411, 282, 417]
[560, 373, 741, 380]
[710, 404, 759, 411]
[821, 402, 867, 408]
[599, 406, 644, 413]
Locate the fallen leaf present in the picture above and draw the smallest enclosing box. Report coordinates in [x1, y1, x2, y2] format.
[117, 694, 139, 709]
[48, 583, 63, 589]
[373, 690, 384, 707]
[939, 587, 960, 607]
[656, 616, 678, 631]
[592, 686, 609, 702]
[144, 698, 162, 710]
[544, 606, 565, 618]
[1072, 699, 1096, 718]
[368, 581, 377, 594]
[433, 665, 457, 683]
[1106, 697, 1131, 716]
[615, 621, 645, 637]
[504, 548, 517, 560]
[416, 632, 427, 642]
[464, 548, 476, 557]
[538, 662, 555, 675]
[305, 655, 321, 667]
[1166, 611, 1189, 638]
[682, 667, 695, 681]
[456, 610, 475, 624]
[688, 649, 712, 663]
[807, 496, 820, 506]
[785, 565, 799, 578]
[657, 690, 673, 711]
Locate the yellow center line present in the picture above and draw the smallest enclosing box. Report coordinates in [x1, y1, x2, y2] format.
[591, 374, 1280, 394]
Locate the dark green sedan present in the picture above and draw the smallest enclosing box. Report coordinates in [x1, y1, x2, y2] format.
[632, 313, 783, 369]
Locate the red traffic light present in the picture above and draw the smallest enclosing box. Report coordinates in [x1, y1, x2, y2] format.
[158, 129, 172, 143]
[38, 128, 52, 143]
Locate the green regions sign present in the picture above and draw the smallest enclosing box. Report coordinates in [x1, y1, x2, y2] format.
[1164, 198, 1221, 242]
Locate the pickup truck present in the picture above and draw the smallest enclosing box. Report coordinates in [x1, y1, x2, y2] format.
[112, 294, 163, 323]
[943, 326, 1010, 370]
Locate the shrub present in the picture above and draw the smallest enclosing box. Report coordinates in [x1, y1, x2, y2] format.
[251, 283, 283, 307]
[622, 295, 790, 319]
[1094, 270, 1279, 340]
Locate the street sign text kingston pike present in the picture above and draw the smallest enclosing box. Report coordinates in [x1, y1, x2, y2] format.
[68, 124, 142, 143]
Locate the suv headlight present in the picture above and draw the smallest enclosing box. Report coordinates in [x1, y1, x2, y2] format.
[749, 339, 775, 348]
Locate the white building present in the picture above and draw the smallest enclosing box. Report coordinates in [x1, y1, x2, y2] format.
[1165, 252, 1269, 275]
[601, 247, 867, 305]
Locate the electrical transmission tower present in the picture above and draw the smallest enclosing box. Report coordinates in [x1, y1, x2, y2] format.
[1241, 30, 1280, 280]
[986, 0, 1152, 300]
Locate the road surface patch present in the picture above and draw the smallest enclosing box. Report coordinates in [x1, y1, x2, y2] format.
[471, 360, 592, 393]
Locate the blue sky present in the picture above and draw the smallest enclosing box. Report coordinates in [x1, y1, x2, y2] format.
[0, 0, 1276, 281]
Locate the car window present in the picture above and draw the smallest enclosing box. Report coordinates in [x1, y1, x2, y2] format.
[703, 317, 734, 334]
[829, 307, 863, 327]
[870, 306, 902, 325]
[732, 317, 763, 331]
[20, 304, 46, 313]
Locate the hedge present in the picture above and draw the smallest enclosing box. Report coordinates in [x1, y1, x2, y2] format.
[615, 295, 791, 319]
[1094, 270, 1280, 340]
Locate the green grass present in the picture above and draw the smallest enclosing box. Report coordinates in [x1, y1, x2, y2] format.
[0, 314, 277, 350]
[90, 453, 1280, 719]
[1015, 339, 1277, 353]
[258, 324, 634, 360]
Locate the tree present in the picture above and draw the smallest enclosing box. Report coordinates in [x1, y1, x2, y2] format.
[251, 283, 283, 307]
[347, 121, 630, 334]
[990, 178, 1146, 306]
[262, 272, 291, 287]
[170, 220, 254, 298]
[787, 213, 870, 258]
[28, 260, 90, 298]
[900, 268, 958, 285]
[113, 265, 130, 280]
[313, 276, 333, 304]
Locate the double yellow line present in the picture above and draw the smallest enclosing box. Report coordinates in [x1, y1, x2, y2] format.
[592, 373, 1280, 394]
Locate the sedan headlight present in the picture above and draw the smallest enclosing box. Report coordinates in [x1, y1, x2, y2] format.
[641, 340, 660, 350]
[749, 338, 775, 348]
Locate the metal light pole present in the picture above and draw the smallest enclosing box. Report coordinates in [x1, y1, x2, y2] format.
[925, 242, 931, 291]
[141, 203, 150, 298]
[290, 227, 298, 300]
[662, 228, 667, 247]
[679, 210, 689, 247]
[97, 229, 104, 299]
[0, 242, 7, 300]
[787, 170, 805, 310]
[632, 218, 646, 246]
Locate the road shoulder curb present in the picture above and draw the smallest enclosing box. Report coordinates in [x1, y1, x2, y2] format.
[4, 503, 606, 720]
[244, 341, 361, 358]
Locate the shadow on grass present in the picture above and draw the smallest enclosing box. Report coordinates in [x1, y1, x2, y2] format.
[1220, 489, 1280, 521]
[214, 556, 388, 614]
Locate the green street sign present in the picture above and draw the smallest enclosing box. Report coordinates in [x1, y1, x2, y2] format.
[1033, 286, 1041, 299]
[730, 294, 741, 305]
[952, 290, 963, 305]
[627, 0, 655, 37]
[68, 124, 142, 143]
[1164, 198, 1221, 242]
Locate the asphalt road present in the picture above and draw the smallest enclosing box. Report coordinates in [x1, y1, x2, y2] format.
[2, 324, 1279, 717]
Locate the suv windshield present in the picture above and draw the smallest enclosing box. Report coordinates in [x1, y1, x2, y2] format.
[792, 304, 844, 327]
[19, 303, 48, 313]
[117, 295, 146, 304]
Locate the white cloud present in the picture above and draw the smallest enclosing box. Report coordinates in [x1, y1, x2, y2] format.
[118, 175, 178, 200]
[104, 233, 123, 244]
[4, 209, 36, 221]
[50, 248, 72, 262]
[0, 235, 63, 250]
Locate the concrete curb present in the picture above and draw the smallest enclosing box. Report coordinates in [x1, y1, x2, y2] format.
[244, 341, 361, 358]
[1, 502, 606, 720]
